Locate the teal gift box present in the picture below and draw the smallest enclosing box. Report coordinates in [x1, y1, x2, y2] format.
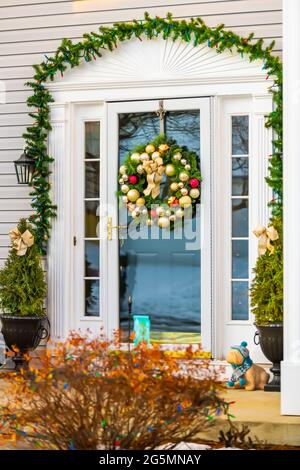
[133, 314, 150, 346]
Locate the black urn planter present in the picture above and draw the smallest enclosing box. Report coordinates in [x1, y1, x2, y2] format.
[254, 322, 283, 392]
[0, 315, 50, 370]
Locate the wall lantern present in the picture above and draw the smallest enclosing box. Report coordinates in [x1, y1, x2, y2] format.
[14, 151, 35, 185]
[133, 314, 151, 346]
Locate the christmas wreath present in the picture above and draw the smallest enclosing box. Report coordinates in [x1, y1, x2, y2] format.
[117, 135, 201, 227]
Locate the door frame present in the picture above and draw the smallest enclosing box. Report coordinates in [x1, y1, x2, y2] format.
[106, 97, 212, 352]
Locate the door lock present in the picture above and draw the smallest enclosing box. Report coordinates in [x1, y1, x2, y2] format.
[107, 216, 127, 241]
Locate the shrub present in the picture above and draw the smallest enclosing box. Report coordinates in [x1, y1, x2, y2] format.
[0, 334, 229, 450]
[250, 217, 283, 324]
[0, 218, 46, 317]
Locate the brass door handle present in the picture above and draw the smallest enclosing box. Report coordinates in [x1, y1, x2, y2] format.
[107, 216, 127, 241]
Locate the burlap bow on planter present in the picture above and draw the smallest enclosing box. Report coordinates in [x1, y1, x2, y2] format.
[253, 224, 279, 256]
[9, 227, 34, 256]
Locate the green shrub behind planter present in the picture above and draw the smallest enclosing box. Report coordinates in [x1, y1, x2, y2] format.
[250, 218, 283, 324]
[0, 218, 47, 317]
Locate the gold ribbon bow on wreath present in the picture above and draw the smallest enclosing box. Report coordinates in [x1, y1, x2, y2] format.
[253, 224, 279, 256]
[143, 157, 165, 199]
[9, 227, 34, 256]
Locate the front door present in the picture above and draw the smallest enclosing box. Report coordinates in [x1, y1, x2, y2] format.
[106, 98, 211, 353]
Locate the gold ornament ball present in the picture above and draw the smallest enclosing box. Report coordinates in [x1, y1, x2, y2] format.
[136, 197, 146, 206]
[165, 164, 176, 177]
[146, 144, 155, 154]
[170, 182, 179, 192]
[181, 158, 187, 166]
[119, 165, 127, 175]
[158, 216, 170, 228]
[122, 174, 129, 181]
[180, 188, 188, 196]
[190, 188, 200, 199]
[147, 219, 154, 226]
[121, 184, 129, 194]
[140, 152, 149, 162]
[137, 164, 144, 174]
[152, 151, 161, 160]
[173, 152, 182, 161]
[179, 195, 192, 208]
[169, 214, 176, 222]
[119, 178, 124, 184]
[179, 171, 189, 182]
[127, 189, 140, 202]
[175, 208, 184, 218]
[185, 164, 191, 171]
[159, 144, 169, 152]
[131, 152, 140, 163]
[178, 182, 184, 189]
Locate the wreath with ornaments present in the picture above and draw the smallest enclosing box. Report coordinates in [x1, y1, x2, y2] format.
[117, 135, 201, 227]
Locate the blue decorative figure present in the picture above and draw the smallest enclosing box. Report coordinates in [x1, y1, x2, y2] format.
[133, 315, 150, 346]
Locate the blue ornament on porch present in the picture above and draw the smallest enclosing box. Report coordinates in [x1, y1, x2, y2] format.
[133, 314, 150, 346]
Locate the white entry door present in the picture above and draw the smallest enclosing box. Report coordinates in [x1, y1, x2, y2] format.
[106, 98, 211, 353]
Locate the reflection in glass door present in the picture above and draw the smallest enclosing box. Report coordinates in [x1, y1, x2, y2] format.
[116, 100, 206, 344]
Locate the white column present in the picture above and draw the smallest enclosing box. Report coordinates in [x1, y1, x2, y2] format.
[281, 0, 300, 415]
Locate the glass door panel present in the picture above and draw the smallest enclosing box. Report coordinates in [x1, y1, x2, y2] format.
[118, 103, 202, 344]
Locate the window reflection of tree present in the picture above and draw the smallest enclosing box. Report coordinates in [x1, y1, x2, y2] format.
[232, 158, 248, 196]
[166, 111, 200, 154]
[232, 117, 248, 155]
[119, 113, 159, 160]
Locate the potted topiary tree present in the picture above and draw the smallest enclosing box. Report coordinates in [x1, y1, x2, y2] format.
[0, 218, 49, 369]
[250, 217, 283, 392]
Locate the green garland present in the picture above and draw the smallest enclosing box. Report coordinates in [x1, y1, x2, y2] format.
[23, 12, 282, 253]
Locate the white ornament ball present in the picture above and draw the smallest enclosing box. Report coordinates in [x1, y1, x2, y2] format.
[185, 164, 191, 171]
[169, 214, 176, 222]
[121, 184, 129, 194]
[127, 189, 140, 202]
[173, 152, 182, 161]
[140, 152, 149, 162]
[122, 174, 129, 181]
[179, 195, 192, 208]
[156, 207, 165, 217]
[142, 208, 148, 215]
[137, 164, 144, 174]
[165, 209, 171, 216]
[181, 158, 187, 166]
[131, 153, 140, 163]
[158, 216, 170, 228]
[175, 208, 184, 218]
[152, 151, 161, 160]
[179, 171, 189, 182]
[178, 182, 184, 189]
[119, 165, 127, 175]
[180, 188, 188, 196]
[122, 196, 128, 203]
[119, 178, 124, 184]
[190, 188, 200, 199]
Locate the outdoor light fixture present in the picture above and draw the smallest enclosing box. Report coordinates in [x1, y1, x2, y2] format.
[14, 151, 35, 185]
[133, 314, 151, 346]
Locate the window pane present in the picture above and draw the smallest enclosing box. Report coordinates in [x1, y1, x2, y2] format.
[85, 201, 99, 238]
[85, 280, 100, 317]
[119, 112, 160, 163]
[85, 240, 99, 277]
[165, 110, 200, 155]
[85, 161, 100, 198]
[232, 281, 249, 320]
[232, 116, 249, 155]
[232, 240, 248, 279]
[85, 122, 100, 159]
[232, 199, 248, 237]
[232, 158, 248, 196]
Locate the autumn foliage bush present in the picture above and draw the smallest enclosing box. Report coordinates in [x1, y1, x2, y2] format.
[0, 333, 229, 450]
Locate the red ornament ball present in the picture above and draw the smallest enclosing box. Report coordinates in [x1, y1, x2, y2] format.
[129, 175, 138, 184]
[150, 209, 157, 219]
[189, 178, 200, 188]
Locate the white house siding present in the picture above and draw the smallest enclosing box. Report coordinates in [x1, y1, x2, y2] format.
[0, 0, 282, 267]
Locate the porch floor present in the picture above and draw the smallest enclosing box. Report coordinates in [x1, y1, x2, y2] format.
[196, 388, 300, 446]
